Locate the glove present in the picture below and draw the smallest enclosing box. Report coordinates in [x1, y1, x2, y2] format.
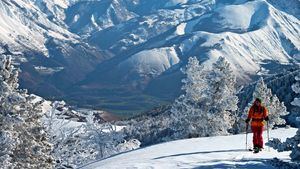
[265, 116, 269, 121]
[245, 118, 250, 123]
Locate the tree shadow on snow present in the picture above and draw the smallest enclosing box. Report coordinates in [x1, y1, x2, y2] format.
[193, 159, 274, 169]
[153, 149, 247, 160]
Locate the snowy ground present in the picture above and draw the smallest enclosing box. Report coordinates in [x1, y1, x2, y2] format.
[80, 128, 297, 169]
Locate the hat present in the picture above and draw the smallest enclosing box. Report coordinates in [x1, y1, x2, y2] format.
[255, 98, 262, 103]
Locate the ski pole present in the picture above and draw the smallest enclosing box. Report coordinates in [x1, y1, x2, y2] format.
[267, 121, 270, 151]
[246, 123, 248, 150]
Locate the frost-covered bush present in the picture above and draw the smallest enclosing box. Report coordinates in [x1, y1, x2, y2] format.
[270, 157, 300, 169]
[0, 56, 53, 168]
[122, 105, 174, 146]
[170, 56, 238, 138]
[267, 129, 300, 163]
[116, 139, 141, 152]
[45, 104, 140, 168]
[81, 113, 125, 160]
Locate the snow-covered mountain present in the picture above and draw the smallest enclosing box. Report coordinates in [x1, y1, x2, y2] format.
[0, 0, 110, 97]
[80, 127, 297, 169]
[87, 0, 299, 82]
[0, 0, 75, 56]
[65, 0, 137, 35]
[0, 0, 299, 114]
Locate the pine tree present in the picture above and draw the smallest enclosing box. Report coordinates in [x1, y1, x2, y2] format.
[269, 94, 289, 127]
[205, 57, 238, 132]
[170, 57, 209, 138]
[252, 77, 272, 107]
[170, 56, 238, 138]
[180, 56, 208, 103]
[12, 95, 53, 168]
[0, 56, 19, 168]
[0, 56, 53, 168]
[291, 73, 300, 107]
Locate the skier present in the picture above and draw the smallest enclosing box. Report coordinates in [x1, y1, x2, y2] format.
[245, 98, 269, 153]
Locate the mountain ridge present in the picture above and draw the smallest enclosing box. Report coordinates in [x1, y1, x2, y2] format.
[0, 0, 299, 114]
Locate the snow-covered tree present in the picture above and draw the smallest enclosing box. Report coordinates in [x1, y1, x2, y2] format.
[170, 57, 209, 138]
[205, 57, 238, 132]
[267, 129, 300, 162]
[180, 56, 208, 103]
[0, 56, 53, 168]
[116, 139, 141, 152]
[269, 94, 289, 127]
[12, 95, 53, 168]
[171, 56, 238, 138]
[122, 106, 173, 146]
[45, 104, 139, 168]
[0, 130, 16, 168]
[241, 77, 288, 129]
[267, 72, 300, 166]
[81, 112, 124, 159]
[288, 71, 300, 127]
[0, 56, 20, 168]
[44, 101, 83, 168]
[252, 78, 272, 106]
[291, 73, 300, 107]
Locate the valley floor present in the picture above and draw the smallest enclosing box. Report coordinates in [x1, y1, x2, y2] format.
[80, 128, 297, 169]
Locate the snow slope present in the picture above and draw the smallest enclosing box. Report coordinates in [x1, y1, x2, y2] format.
[0, 0, 77, 56]
[80, 128, 297, 169]
[118, 47, 180, 79]
[65, 0, 137, 35]
[165, 0, 188, 7]
[194, 1, 270, 33]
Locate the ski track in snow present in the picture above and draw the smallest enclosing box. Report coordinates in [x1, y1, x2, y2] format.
[80, 128, 297, 169]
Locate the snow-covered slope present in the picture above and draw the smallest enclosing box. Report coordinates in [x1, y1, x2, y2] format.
[118, 47, 180, 81]
[0, 0, 110, 100]
[80, 128, 297, 169]
[0, 0, 77, 56]
[33, 0, 70, 25]
[65, 0, 137, 35]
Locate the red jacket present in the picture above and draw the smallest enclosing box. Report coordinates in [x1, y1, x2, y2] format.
[247, 105, 268, 127]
